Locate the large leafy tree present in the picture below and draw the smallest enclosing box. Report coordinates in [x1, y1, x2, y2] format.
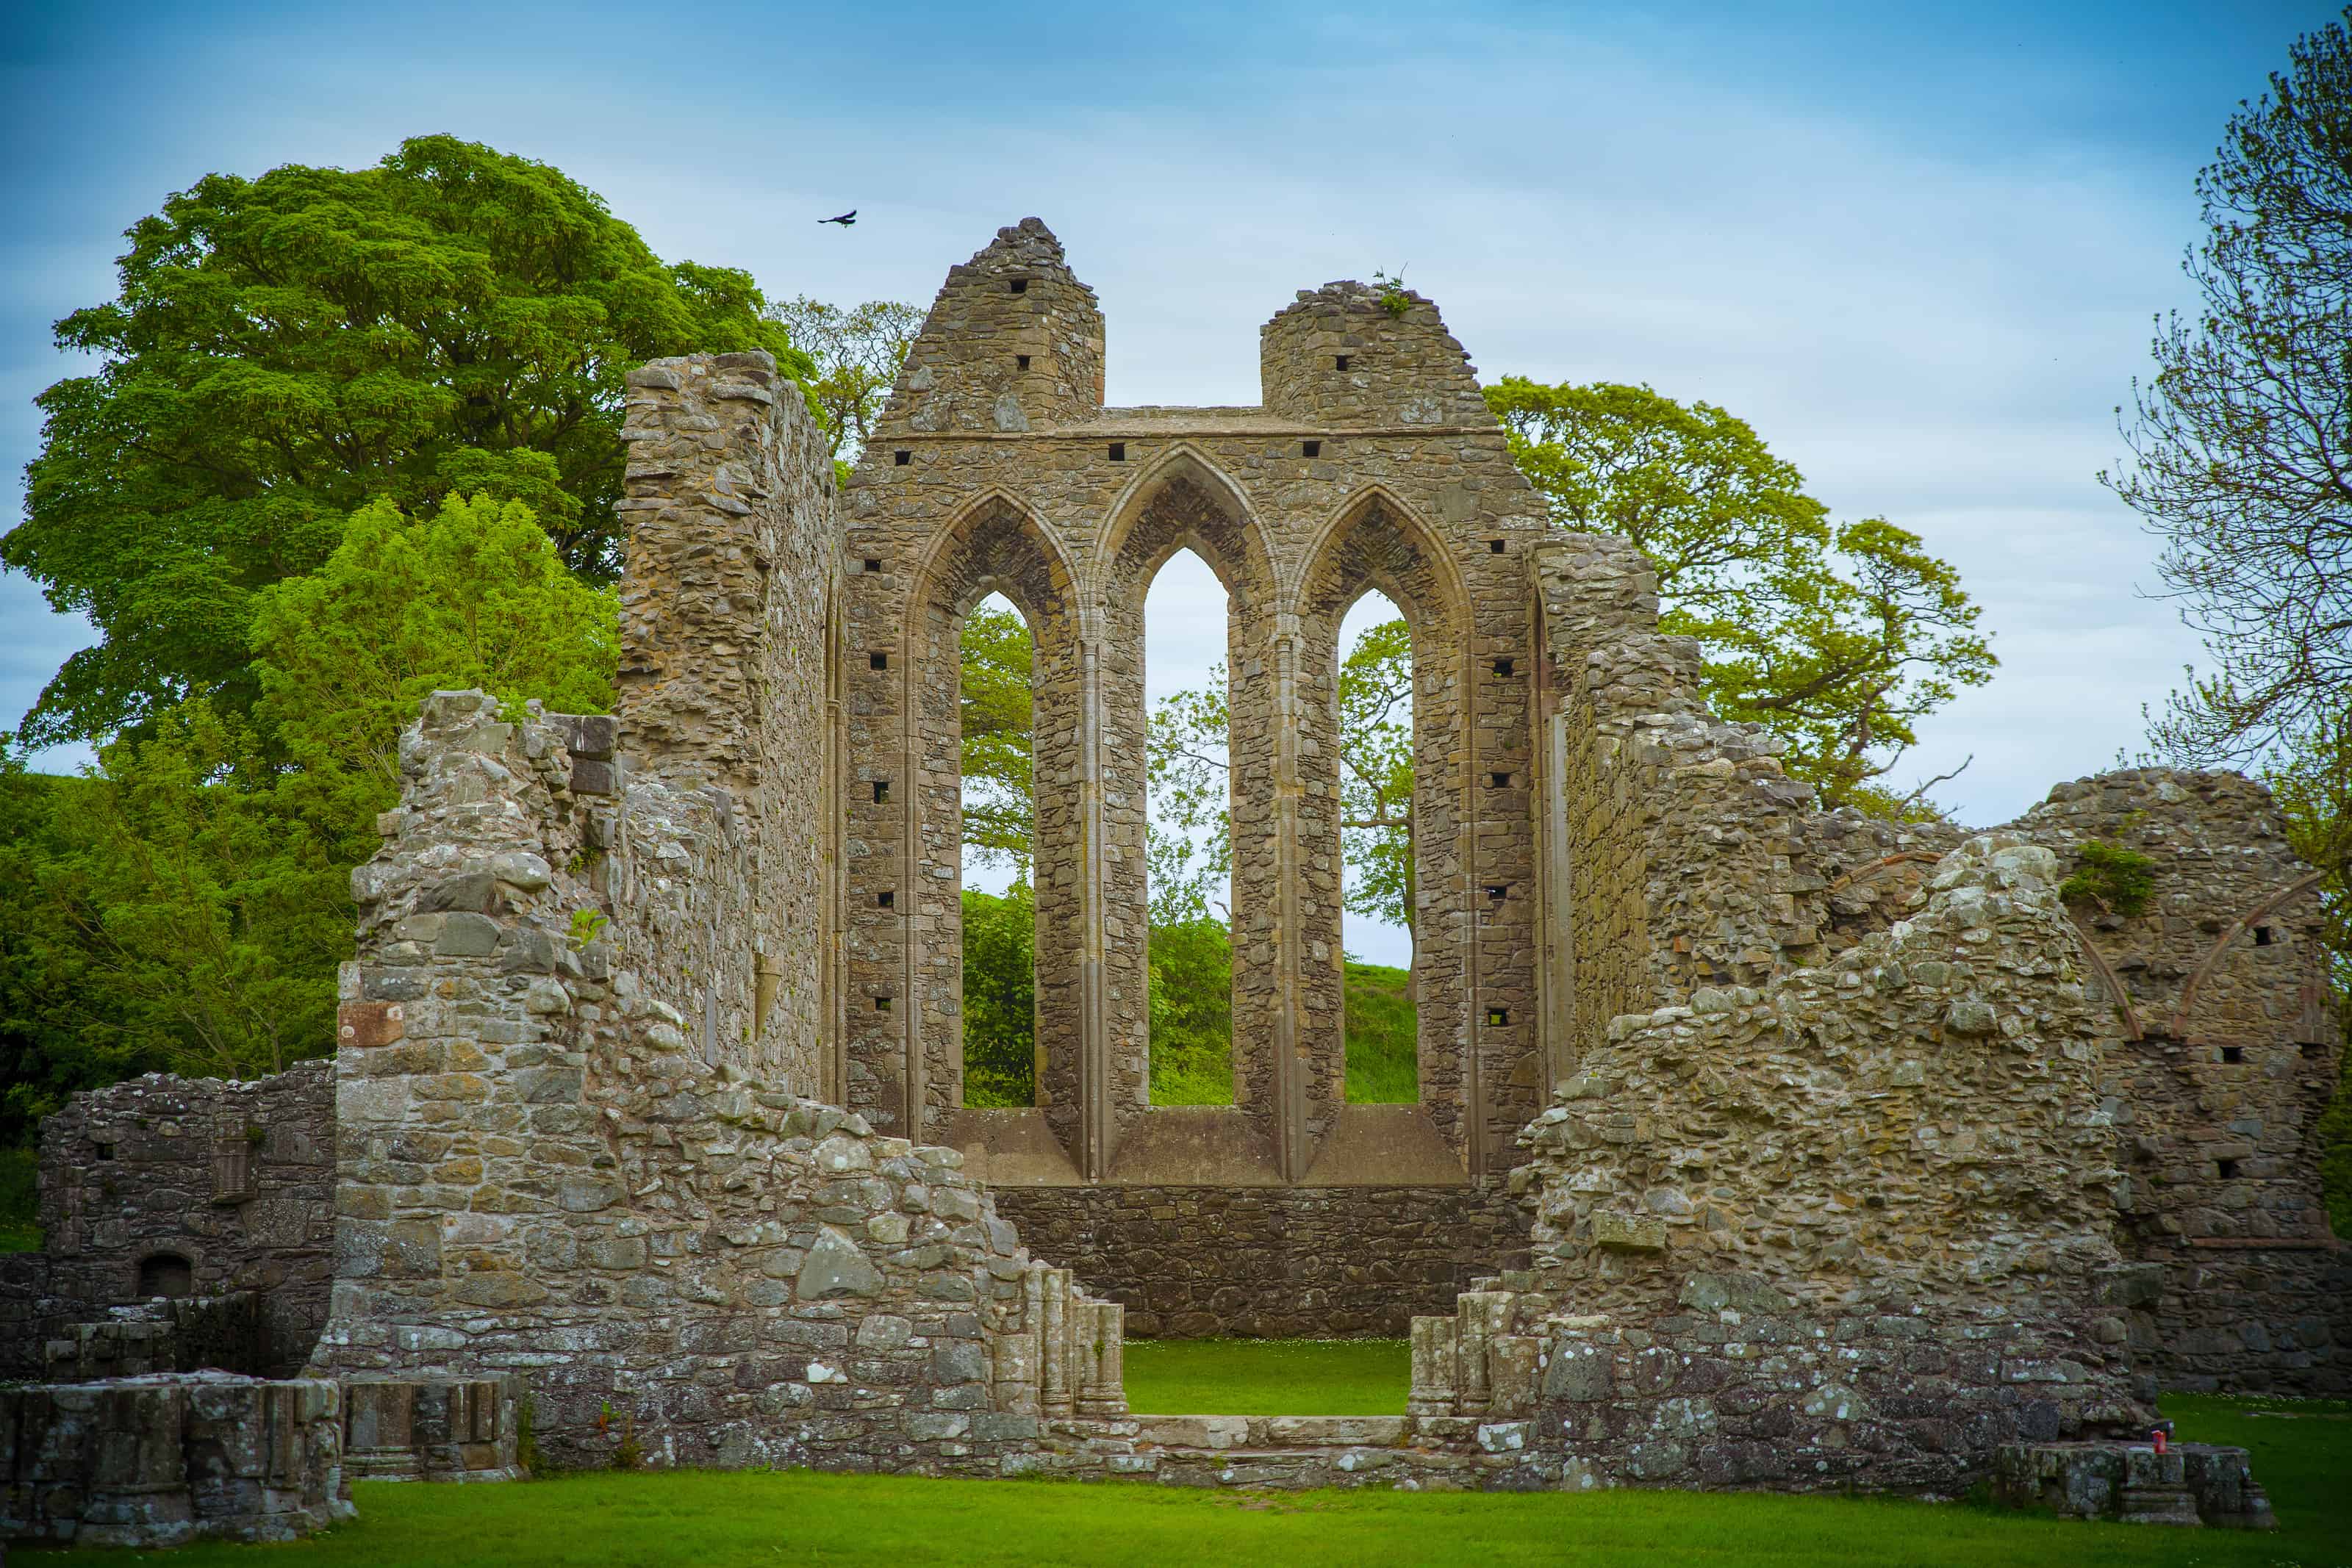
[1487, 377, 1993, 811]
[2102, 12, 2352, 1232]
[959, 603, 1038, 877]
[6, 134, 804, 749]
[0, 493, 616, 1132]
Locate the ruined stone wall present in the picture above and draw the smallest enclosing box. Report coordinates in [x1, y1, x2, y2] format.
[2008, 770, 2347, 1394]
[827, 220, 1562, 1331]
[846, 218, 1548, 1206]
[613, 348, 839, 1094]
[309, 342, 1134, 1471]
[23, 1061, 334, 1377]
[1413, 834, 2151, 1496]
[1529, 535, 1959, 1080]
[994, 1184, 1526, 1339]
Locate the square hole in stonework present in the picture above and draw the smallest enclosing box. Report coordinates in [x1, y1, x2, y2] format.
[1108, 442, 1125, 461]
[2217, 1157, 2240, 1179]
[894, 450, 911, 466]
[2254, 926, 2275, 946]
[1302, 440, 1321, 458]
[872, 781, 889, 805]
[95, 1142, 113, 1162]
[1335, 355, 1350, 371]
[870, 652, 888, 671]
[1490, 771, 1511, 788]
[1486, 885, 1507, 901]
[878, 891, 894, 909]
[864, 558, 883, 574]
[1017, 354, 1030, 371]
[1486, 1008, 1510, 1027]
[875, 996, 893, 1013]
[2220, 1045, 2245, 1063]
[1489, 539, 1507, 554]
[1493, 658, 1514, 677]
[1009, 278, 1028, 294]
[2303, 1042, 2326, 1060]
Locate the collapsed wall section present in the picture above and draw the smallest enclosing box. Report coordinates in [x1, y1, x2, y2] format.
[1529, 534, 1959, 1079]
[1416, 834, 2151, 1495]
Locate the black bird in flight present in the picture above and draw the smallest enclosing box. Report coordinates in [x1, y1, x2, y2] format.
[820, 210, 857, 227]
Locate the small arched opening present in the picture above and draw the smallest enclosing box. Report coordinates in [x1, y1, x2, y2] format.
[136, 1252, 194, 1301]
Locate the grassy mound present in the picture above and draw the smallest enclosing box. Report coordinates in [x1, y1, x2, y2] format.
[1343, 961, 1416, 1103]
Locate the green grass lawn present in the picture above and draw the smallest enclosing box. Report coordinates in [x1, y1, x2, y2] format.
[1125, 1337, 1411, 1415]
[1343, 960, 1417, 1103]
[40, 1394, 2348, 1567]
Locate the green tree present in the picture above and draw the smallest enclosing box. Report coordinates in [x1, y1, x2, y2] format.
[249, 492, 617, 858]
[0, 493, 616, 1126]
[1486, 376, 1993, 810]
[961, 885, 1036, 1108]
[2103, 15, 2352, 1232]
[960, 603, 1037, 877]
[18, 704, 348, 1090]
[765, 297, 925, 472]
[5, 134, 806, 749]
[1335, 617, 1418, 949]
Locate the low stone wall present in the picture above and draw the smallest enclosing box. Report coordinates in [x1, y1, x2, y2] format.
[995, 1184, 1527, 1338]
[1994, 1439, 2275, 1528]
[0, 1373, 351, 1548]
[343, 1374, 523, 1482]
[40, 1292, 265, 1381]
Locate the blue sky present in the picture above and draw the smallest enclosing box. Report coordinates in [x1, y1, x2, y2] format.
[1, 0, 2334, 960]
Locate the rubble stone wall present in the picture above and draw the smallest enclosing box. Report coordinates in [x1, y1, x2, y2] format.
[1530, 533, 1962, 1082]
[24, 1060, 334, 1376]
[1411, 834, 2153, 1495]
[611, 348, 841, 1096]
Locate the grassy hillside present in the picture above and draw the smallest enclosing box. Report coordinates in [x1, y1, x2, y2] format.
[1343, 961, 1417, 1104]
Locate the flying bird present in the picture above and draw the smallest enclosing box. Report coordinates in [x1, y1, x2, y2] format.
[820, 210, 857, 227]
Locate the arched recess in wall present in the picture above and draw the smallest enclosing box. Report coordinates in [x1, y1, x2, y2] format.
[903, 492, 1082, 1142]
[1295, 486, 1477, 1151]
[1094, 450, 1282, 1117]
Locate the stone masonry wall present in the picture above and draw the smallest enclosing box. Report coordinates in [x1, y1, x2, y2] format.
[1529, 533, 1960, 1082]
[613, 348, 839, 1096]
[2010, 769, 2347, 1393]
[25, 1061, 334, 1377]
[313, 690, 1126, 1470]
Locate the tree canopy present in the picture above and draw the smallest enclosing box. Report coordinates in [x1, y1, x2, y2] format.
[1487, 376, 1993, 812]
[0, 493, 615, 1139]
[765, 297, 926, 473]
[4, 134, 804, 749]
[959, 603, 1038, 877]
[2106, 15, 2352, 772]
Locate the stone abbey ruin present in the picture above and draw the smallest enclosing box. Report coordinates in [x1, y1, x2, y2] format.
[3, 218, 2343, 1544]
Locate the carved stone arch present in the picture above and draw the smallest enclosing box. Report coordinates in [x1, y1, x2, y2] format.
[896, 489, 1088, 1158]
[1091, 445, 1278, 607]
[1291, 486, 1481, 1165]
